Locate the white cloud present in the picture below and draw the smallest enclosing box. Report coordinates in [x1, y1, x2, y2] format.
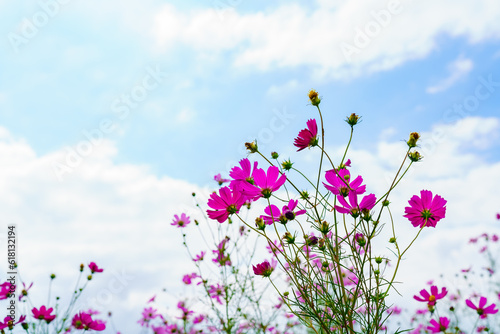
[426, 56, 474, 94]
[266, 79, 299, 97]
[152, 0, 500, 79]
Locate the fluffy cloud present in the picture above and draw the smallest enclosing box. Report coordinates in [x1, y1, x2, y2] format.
[426, 56, 474, 94]
[152, 0, 500, 79]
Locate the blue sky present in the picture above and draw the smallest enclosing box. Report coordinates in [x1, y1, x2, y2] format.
[1, 0, 500, 332]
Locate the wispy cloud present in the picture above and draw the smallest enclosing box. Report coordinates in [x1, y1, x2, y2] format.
[426, 57, 474, 94]
[152, 1, 500, 79]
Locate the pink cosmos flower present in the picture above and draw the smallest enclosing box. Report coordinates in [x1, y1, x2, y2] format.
[334, 192, 376, 219]
[193, 251, 206, 262]
[138, 307, 160, 327]
[88, 262, 103, 274]
[32, 305, 56, 323]
[386, 306, 402, 315]
[193, 314, 204, 324]
[0, 315, 26, 330]
[260, 199, 306, 225]
[497, 213, 500, 220]
[182, 273, 199, 285]
[266, 240, 284, 256]
[214, 173, 230, 186]
[208, 284, 225, 305]
[465, 296, 499, 318]
[413, 286, 448, 306]
[427, 317, 449, 333]
[19, 281, 33, 301]
[294, 119, 318, 151]
[252, 259, 276, 277]
[72, 311, 105, 331]
[229, 158, 259, 191]
[171, 213, 190, 228]
[239, 166, 286, 200]
[324, 168, 366, 197]
[207, 186, 246, 223]
[212, 237, 231, 266]
[404, 190, 447, 228]
[0, 282, 12, 300]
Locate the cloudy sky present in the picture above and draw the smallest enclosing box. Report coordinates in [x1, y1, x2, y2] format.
[1, 0, 500, 332]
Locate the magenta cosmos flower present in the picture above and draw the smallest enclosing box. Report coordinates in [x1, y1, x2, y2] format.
[72, 311, 106, 331]
[239, 166, 286, 200]
[404, 190, 447, 228]
[32, 305, 56, 323]
[260, 199, 306, 225]
[207, 186, 246, 223]
[229, 158, 259, 191]
[427, 317, 450, 333]
[88, 262, 103, 273]
[0, 282, 12, 300]
[324, 168, 366, 197]
[171, 213, 190, 228]
[413, 286, 448, 306]
[466, 296, 499, 318]
[334, 192, 376, 219]
[294, 119, 318, 151]
[252, 259, 276, 277]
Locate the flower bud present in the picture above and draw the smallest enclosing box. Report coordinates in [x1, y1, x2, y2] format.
[319, 221, 330, 235]
[255, 217, 266, 231]
[308, 90, 321, 106]
[355, 233, 366, 247]
[408, 151, 423, 162]
[283, 232, 295, 244]
[22, 322, 29, 330]
[281, 159, 293, 171]
[50, 273, 56, 279]
[389, 237, 396, 244]
[375, 257, 383, 264]
[245, 141, 258, 153]
[346, 113, 360, 127]
[300, 190, 309, 200]
[80, 263, 84, 272]
[271, 152, 279, 159]
[318, 238, 326, 251]
[382, 200, 390, 207]
[305, 235, 318, 246]
[407, 132, 420, 148]
[87, 275, 92, 281]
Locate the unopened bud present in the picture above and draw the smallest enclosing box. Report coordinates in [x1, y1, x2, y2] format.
[80, 264, 84, 272]
[407, 132, 420, 148]
[408, 151, 423, 162]
[308, 90, 321, 106]
[87, 275, 92, 281]
[382, 200, 390, 206]
[318, 238, 326, 251]
[283, 232, 295, 244]
[50, 273, 56, 279]
[389, 237, 396, 244]
[281, 159, 293, 171]
[346, 113, 360, 127]
[319, 221, 330, 235]
[300, 190, 309, 200]
[255, 217, 266, 231]
[375, 257, 383, 264]
[271, 152, 279, 159]
[245, 141, 258, 153]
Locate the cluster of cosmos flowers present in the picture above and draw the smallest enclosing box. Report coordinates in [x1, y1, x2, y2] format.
[0, 262, 106, 332]
[167, 90, 454, 333]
